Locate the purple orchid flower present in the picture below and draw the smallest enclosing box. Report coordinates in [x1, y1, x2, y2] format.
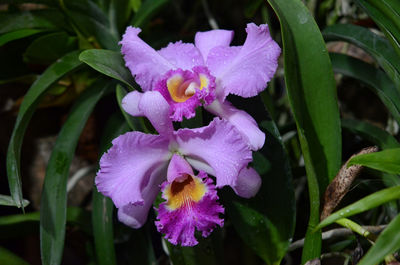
[120, 23, 281, 151]
[95, 91, 261, 245]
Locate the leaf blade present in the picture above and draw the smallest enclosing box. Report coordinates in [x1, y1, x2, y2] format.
[331, 53, 400, 124]
[348, 148, 400, 174]
[358, 213, 400, 265]
[40, 79, 112, 265]
[316, 186, 400, 230]
[6, 50, 83, 209]
[79, 49, 135, 89]
[266, 0, 342, 261]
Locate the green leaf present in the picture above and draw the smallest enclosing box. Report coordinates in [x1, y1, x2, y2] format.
[358, 213, 400, 265]
[331, 53, 400, 124]
[108, 0, 132, 34]
[224, 118, 295, 265]
[24, 32, 77, 64]
[131, 0, 169, 27]
[40, 79, 112, 265]
[356, 0, 400, 59]
[130, 0, 142, 12]
[342, 118, 400, 149]
[0, 10, 68, 34]
[315, 186, 400, 230]
[92, 113, 130, 265]
[323, 24, 400, 90]
[0, 247, 29, 265]
[6, 51, 83, 209]
[166, 232, 223, 265]
[0, 207, 92, 239]
[348, 148, 400, 174]
[116, 225, 156, 265]
[79, 49, 135, 90]
[64, 0, 119, 50]
[0, 195, 29, 208]
[266, 0, 342, 262]
[0, 29, 44, 46]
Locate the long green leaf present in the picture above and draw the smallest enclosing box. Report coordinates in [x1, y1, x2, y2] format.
[0, 10, 67, 34]
[92, 113, 130, 265]
[356, 0, 400, 59]
[0, 207, 92, 238]
[224, 118, 295, 265]
[358, 213, 400, 265]
[266, 0, 342, 262]
[166, 233, 223, 265]
[40, 79, 112, 265]
[316, 186, 400, 230]
[79, 49, 135, 90]
[0, 195, 29, 208]
[331, 53, 400, 124]
[131, 0, 169, 27]
[0, 247, 29, 265]
[323, 24, 400, 89]
[64, 0, 119, 50]
[342, 119, 400, 150]
[24, 32, 77, 64]
[0, 29, 44, 46]
[348, 148, 400, 174]
[6, 51, 83, 209]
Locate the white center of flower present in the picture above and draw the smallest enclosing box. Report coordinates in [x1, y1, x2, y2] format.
[184, 82, 198, 96]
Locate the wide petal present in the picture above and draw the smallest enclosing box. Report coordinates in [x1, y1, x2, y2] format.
[117, 164, 167, 228]
[95, 131, 171, 208]
[175, 118, 252, 188]
[120, 27, 173, 91]
[232, 167, 262, 198]
[158, 41, 204, 70]
[167, 154, 194, 183]
[194, 29, 234, 61]
[122, 90, 144, 116]
[207, 23, 281, 99]
[139, 91, 174, 136]
[206, 100, 265, 151]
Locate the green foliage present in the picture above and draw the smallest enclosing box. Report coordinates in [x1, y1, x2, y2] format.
[266, 0, 341, 262]
[7, 51, 83, 209]
[40, 79, 113, 265]
[348, 148, 400, 174]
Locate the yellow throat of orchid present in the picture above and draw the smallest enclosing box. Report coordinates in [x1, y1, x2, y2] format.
[166, 74, 209, 103]
[164, 175, 207, 211]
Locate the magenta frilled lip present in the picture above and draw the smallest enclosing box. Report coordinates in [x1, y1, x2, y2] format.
[120, 23, 281, 151]
[155, 155, 224, 246]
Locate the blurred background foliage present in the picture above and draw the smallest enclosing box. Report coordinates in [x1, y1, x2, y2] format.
[1, 0, 400, 264]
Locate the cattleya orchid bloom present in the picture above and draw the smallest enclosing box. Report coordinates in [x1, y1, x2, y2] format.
[95, 91, 261, 245]
[120, 23, 280, 151]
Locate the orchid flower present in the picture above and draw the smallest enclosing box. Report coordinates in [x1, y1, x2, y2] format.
[95, 91, 261, 245]
[120, 23, 281, 151]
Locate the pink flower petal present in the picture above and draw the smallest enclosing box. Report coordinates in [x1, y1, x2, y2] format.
[206, 100, 265, 150]
[207, 23, 281, 99]
[175, 118, 252, 188]
[167, 154, 194, 183]
[138, 91, 174, 135]
[95, 131, 171, 208]
[117, 164, 167, 228]
[120, 27, 173, 91]
[122, 90, 144, 116]
[232, 167, 262, 198]
[194, 29, 234, 61]
[158, 41, 204, 70]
